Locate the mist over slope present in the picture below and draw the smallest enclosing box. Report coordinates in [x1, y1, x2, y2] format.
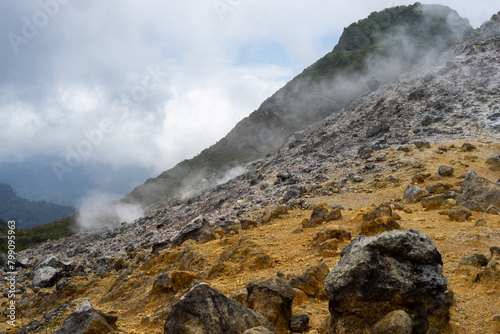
[125, 3, 472, 207]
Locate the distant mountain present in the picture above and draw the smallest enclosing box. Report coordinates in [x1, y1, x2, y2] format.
[126, 3, 472, 207]
[0, 156, 154, 206]
[0, 183, 76, 229]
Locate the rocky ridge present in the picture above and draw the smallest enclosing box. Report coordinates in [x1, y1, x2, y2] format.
[1, 10, 500, 334]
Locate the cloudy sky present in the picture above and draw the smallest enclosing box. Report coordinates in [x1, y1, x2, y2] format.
[0, 0, 497, 178]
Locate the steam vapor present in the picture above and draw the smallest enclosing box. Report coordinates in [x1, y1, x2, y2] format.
[77, 191, 144, 230]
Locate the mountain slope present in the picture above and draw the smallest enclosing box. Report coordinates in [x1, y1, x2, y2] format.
[0, 183, 75, 229]
[125, 3, 472, 207]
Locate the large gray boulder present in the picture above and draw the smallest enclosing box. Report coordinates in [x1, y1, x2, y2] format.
[164, 283, 276, 334]
[456, 170, 500, 212]
[54, 301, 118, 334]
[323, 229, 449, 333]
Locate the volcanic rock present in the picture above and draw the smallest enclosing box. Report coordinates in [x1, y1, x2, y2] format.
[246, 277, 295, 333]
[456, 170, 500, 212]
[486, 155, 500, 171]
[360, 203, 401, 236]
[372, 310, 412, 334]
[323, 229, 449, 333]
[164, 283, 276, 334]
[54, 301, 118, 334]
[151, 273, 174, 295]
[289, 314, 309, 332]
[304, 203, 341, 228]
[242, 327, 276, 334]
[311, 226, 351, 247]
[170, 216, 216, 246]
[422, 195, 447, 210]
[32, 267, 61, 289]
[438, 165, 455, 176]
[403, 184, 429, 203]
[289, 263, 330, 299]
[448, 206, 472, 221]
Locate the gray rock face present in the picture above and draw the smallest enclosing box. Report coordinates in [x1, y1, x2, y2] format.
[170, 216, 216, 246]
[54, 301, 118, 334]
[323, 229, 449, 333]
[164, 283, 276, 334]
[403, 184, 429, 203]
[456, 170, 500, 212]
[246, 277, 296, 333]
[32, 267, 61, 289]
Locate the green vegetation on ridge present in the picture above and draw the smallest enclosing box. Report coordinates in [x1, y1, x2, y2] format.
[0, 216, 77, 253]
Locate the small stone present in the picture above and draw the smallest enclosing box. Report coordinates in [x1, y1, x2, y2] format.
[54, 301, 118, 334]
[422, 195, 446, 210]
[305, 203, 342, 228]
[475, 219, 487, 227]
[438, 145, 448, 151]
[414, 141, 431, 149]
[459, 254, 488, 267]
[289, 263, 330, 299]
[403, 184, 429, 203]
[438, 165, 454, 176]
[445, 198, 457, 208]
[150, 273, 174, 295]
[486, 155, 500, 171]
[448, 206, 472, 221]
[246, 277, 295, 333]
[353, 176, 364, 182]
[426, 183, 453, 194]
[411, 174, 425, 184]
[290, 314, 309, 332]
[486, 205, 500, 215]
[490, 247, 500, 256]
[372, 310, 412, 334]
[242, 327, 275, 334]
[461, 142, 476, 152]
